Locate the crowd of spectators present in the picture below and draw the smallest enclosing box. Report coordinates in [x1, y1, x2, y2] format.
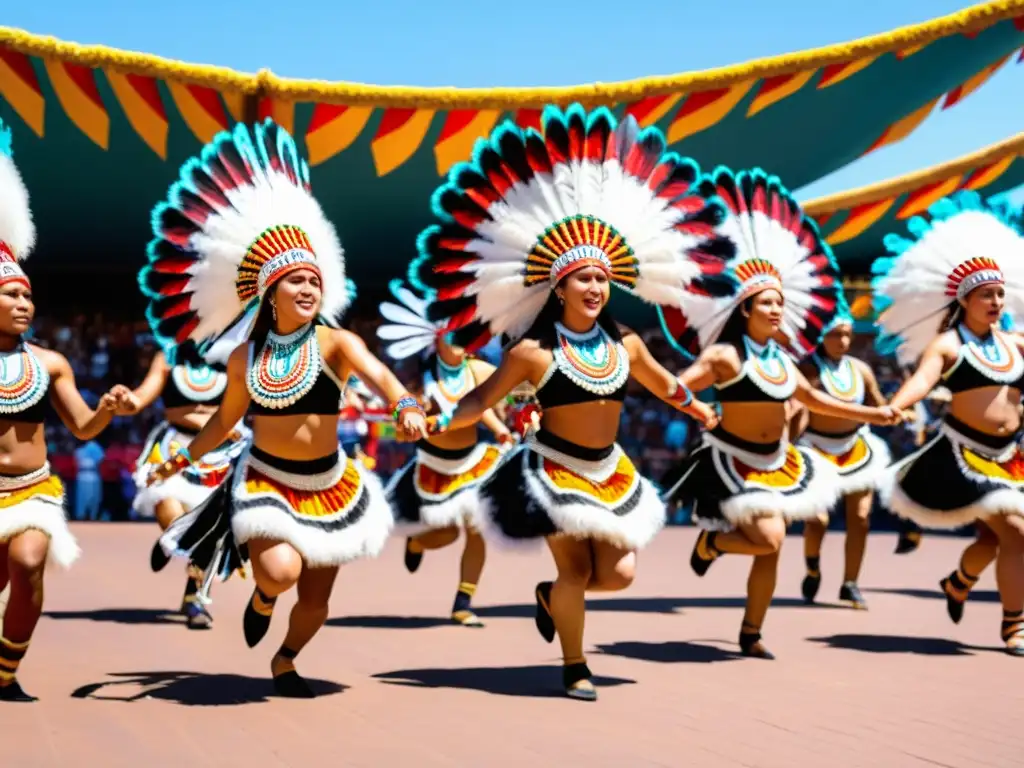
[28, 306, 932, 527]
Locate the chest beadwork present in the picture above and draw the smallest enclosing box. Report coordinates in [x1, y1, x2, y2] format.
[0, 346, 49, 415]
[960, 328, 1024, 385]
[552, 322, 629, 397]
[171, 362, 227, 403]
[247, 325, 322, 409]
[742, 337, 796, 401]
[816, 354, 864, 404]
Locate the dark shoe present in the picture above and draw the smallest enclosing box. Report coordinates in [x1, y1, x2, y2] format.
[801, 572, 821, 604]
[838, 581, 868, 610]
[272, 670, 316, 698]
[150, 540, 170, 572]
[534, 581, 555, 643]
[0, 680, 37, 702]
[185, 601, 213, 630]
[740, 630, 775, 660]
[894, 530, 921, 555]
[940, 576, 966, 624]
[243, 588, 276, 648]
[404, 538, 423, 574]
[690, 530, 720, 577]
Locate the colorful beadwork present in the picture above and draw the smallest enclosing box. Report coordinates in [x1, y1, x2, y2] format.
[553, 322, 629, 397]
[742, 336, 796, 400]
[171, 362, 227, 403]
[247, 325, 321, 409]
[814, 354, 864, 404]
[0, 345, 48, 415]
[435, 358, 473, 403]
[961, 327, 1024, 384]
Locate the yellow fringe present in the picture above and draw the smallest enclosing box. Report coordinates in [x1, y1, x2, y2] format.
[1, 0, 1022, 107]
[804, 130, 1024, 215]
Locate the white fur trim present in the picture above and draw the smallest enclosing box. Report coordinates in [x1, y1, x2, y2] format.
[231, 460, 394, 567]
[0, 153, 36, 261]
[880, 474, 1024, 529]
[803, 429, 891, 496]
[0, 496, 80, 569]
[131, 475, 215, 519]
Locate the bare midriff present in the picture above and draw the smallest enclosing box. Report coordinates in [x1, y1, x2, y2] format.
[539, 400, 624, 450]
[720, 402, 788, 444]
[251, 413, 341, 460]
[0, 421, 47, 475]
[948, 385, 1021, 437]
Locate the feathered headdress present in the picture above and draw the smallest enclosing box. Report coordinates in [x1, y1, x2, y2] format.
[139, 118, 348, 363]
[657, 167, 842, 359]
[871, 190, 1024, 365]
[376, 278, 440, 360]
[409, 103, 730, 352]
[821, 290, 855, 337]
[0, 117, 35, 290]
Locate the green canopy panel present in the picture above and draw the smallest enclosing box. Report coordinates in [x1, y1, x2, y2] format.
[2, 1, 1023, 329]
[806, 129, 1024, 274]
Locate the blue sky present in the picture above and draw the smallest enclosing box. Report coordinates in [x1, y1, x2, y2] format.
[6, 0, 1023, 204]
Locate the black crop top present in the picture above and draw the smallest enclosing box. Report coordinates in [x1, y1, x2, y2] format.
[0, 344, 51, 425]
[715, 337, 798, 404]
[535, 323, 630, 410]
[942, 325, 1024, 394]
[246, 325, 344, 416]
[160, 362, 228, 409]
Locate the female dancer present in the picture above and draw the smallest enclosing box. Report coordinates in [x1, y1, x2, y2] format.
[0, 118, 132, 701]
[791, 306, 892, 609]
[412, 105, 720, 700]
[377, 279, 512, 627]
[142, 118, 427, 696]
[873, 190, 1024, 655]
[124, 341, 249, 629]
[658, 167, 900, 659]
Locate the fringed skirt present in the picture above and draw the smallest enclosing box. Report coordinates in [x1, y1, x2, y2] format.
[662, 427, 840, 531]
[479, 430, 665, 551]
[0, 465, 79, 569]
[159, 445, 394, 574]
[801, 426, 891, 496]
[386, 441, 503, 533]
[132, 422, 250, 518]
[880, 415, 1024, 529]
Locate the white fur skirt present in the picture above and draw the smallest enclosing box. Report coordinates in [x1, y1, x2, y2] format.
[661, 428, 841, 531]
[159, 445, 394, 572]
[132, 422, 250, 518]
[0, 466, 79, 569]
[478, 430, 665, 551]
[385, 441, 503, 534]
[800, 426, 891, 496]
[879, 416, 1024, 530]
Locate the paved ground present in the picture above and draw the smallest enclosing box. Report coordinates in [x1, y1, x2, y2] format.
[2, 524, 1020, 767]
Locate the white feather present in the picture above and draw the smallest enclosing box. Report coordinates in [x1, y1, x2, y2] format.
[0, 154, 35, 261]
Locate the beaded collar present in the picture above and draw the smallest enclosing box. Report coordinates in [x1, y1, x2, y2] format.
[552, 322, 629, 397]
[812, 353, 864, 404]
[958, 325, 1024, 385]
[247, 324, 321, 410]
[741, 336, 796, 400]
[426, 357, 475, 416]
[171, 362, 227, 403]
[0, 343, 49, 415]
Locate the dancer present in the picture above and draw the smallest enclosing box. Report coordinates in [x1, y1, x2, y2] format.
[658, 167, 901, 659]
[141, 118, 427, 696]
[377, 279, 512, 627]
[872, 190, 1024, 655]
[411, 104, 720, 700]
[790, 305, 891, 609]
[122, 341, 249, 629]
[0, 118, 131, 701]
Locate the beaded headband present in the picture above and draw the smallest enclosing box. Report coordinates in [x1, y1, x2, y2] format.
[237, 225, 322, 303]
[947, 257, 1003, 302]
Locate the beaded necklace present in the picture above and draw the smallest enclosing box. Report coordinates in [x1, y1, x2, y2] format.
[552, 322, 629, 396]
[742, 336, 795, 400]
[959, 325, 1023, 384]
[247, 324, 321, 410]
[171, 361, 227, 403]
[813, 353, 863, 403]
[435, 357, 473, 402]
[0, 343, 49, 415]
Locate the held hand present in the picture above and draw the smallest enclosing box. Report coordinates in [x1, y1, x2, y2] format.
[685, 400, 719, 431]
[400, 409, 429, 441]
[875, 405, 904, 426]
[145, 457, 183, 486]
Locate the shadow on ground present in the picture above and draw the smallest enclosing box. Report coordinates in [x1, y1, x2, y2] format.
[866, 587, 1000, 603]
[807, 633, 980, 656]
[595, 639, 742, 664]
[70, 671, 347, 706]
[374, 664, 634, 698]
[44, 608, 182, 626]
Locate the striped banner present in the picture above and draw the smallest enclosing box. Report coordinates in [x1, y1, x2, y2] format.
[514, 109, 543, 131]
[624, 94, 684, 127]
[167, 82, 229, 144]
[895, 43, 928, 59]
[824, 198, 897, 245]
[817, 56, 880, 89]
[106, 71, 168, 158]
[221, 91, 246, 123]
[0, 48, 44, 136]
[43, 59, 109, 148]
[257, 96, 294, 136]
[864, 97, 939, 155]
[305, 103, 374, 167]
[895, 175, 963, 218]
[667, 80, 756, 145]
[434, 109, 500, 175]
[747, 70, 816, 116]
[942, 53, 1011, 109]
[961, 154, 1018, 190]
[370, 108, 434, 177]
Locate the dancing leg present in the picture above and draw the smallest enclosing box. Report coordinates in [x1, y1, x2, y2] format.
[839, 490, 872, 609]
[243, 539, 302, 648]
[940, 522, 998, 624]
[734, 517, 786, 659]
[980, 514, 1024, 656]
[271, 564, 340, 698]
[404, 525, 459, 573]
[801, 513, 828, 604]
[451, 530, 486, 627]
[0, 530, 50, 702]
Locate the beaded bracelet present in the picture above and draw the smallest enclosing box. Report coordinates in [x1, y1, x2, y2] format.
[428, 412, 452, 434]
[391, 395, 423, 421]
[668, 379, 693, 408]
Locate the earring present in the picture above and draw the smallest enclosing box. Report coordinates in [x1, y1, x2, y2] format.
[557, 294, 565, 305]
[271, 301, 277, 322]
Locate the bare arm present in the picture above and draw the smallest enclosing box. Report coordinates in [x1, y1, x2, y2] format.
[468, 359, 512, 441]
[857, 359, 888, 408]
[678, 347, 722, 394]
[623, 333, 718, 428]
[444, 346, 535, 433]
[119, 351, 170, 413]
[793, 368, 896, 425]
[887, 337, 950, 411]
[43, 349, 122, 440]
